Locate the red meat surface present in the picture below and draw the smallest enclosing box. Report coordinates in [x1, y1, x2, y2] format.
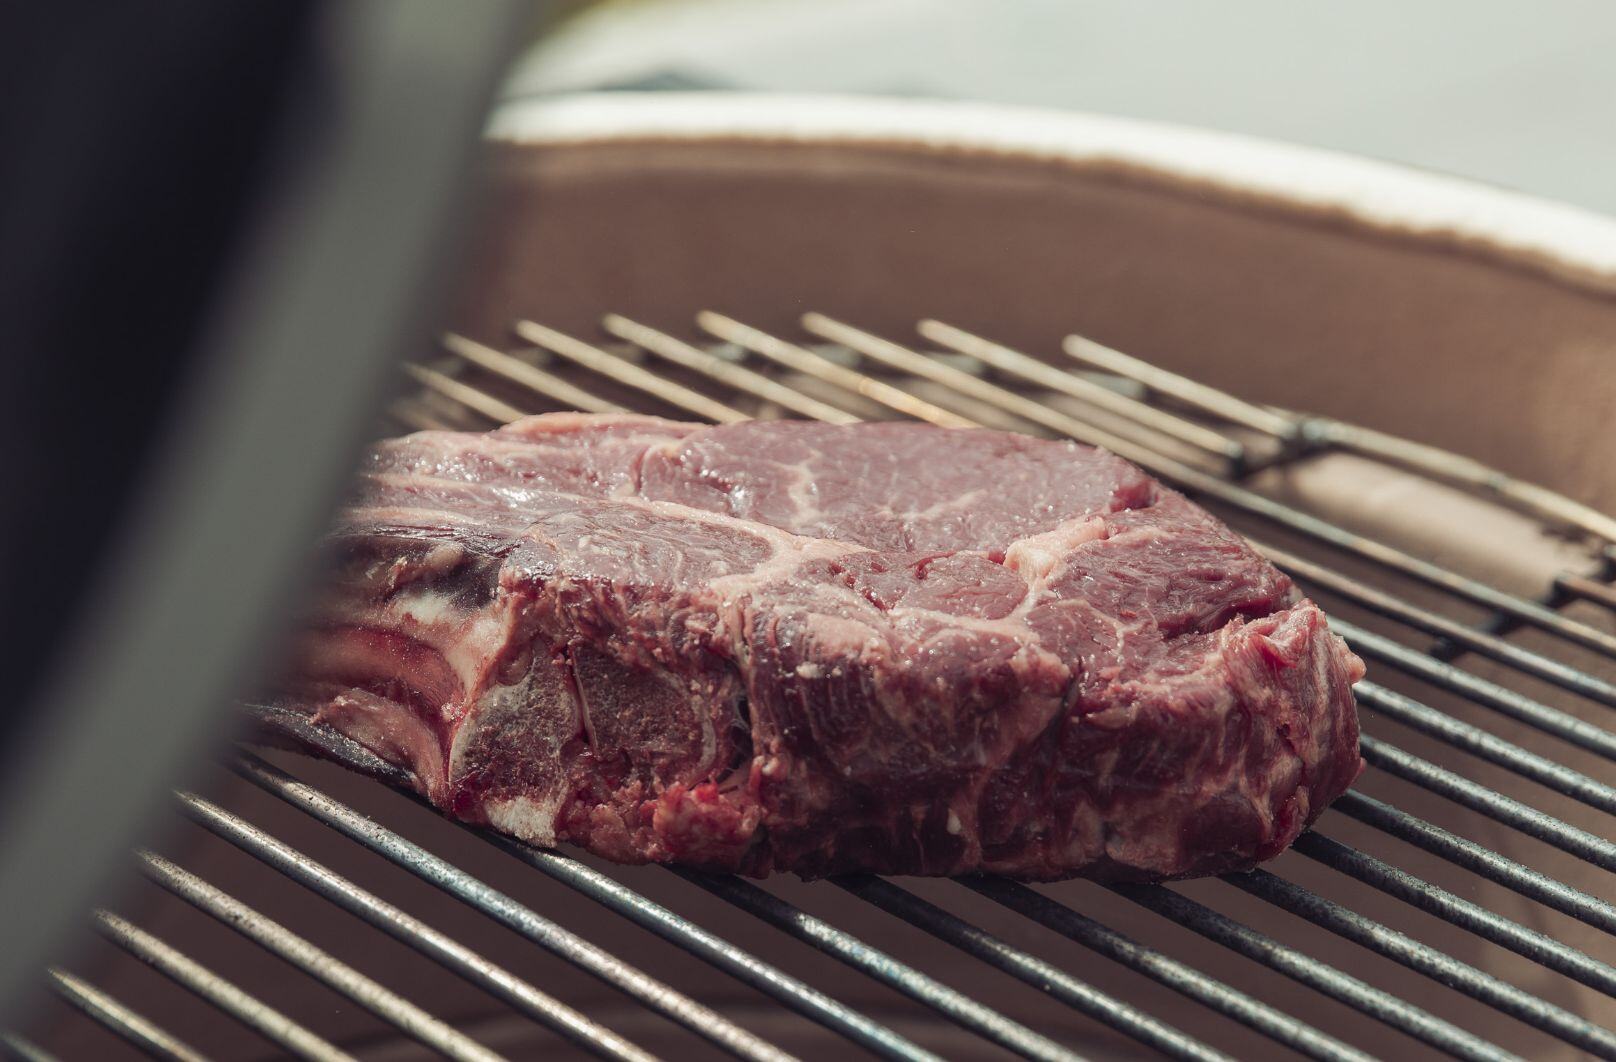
[280, 414, 1363, 880]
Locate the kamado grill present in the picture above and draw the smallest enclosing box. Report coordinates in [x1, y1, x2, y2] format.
[13, 92, 1616, 1061]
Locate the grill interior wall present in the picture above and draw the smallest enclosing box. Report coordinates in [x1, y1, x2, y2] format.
[456, 140, 1616, 514]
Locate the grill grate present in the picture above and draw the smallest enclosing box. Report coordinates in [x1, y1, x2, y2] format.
[23, 314, 1616, 1061]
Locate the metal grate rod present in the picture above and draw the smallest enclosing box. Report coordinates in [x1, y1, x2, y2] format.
[680, 870, 1084, 1062]
[249, 701, 1604, 1062]
[93, 909, 354, 1062]
[242, 715, 959, 1061]
[800, 312, 1152, 453]
[1359, 736, 1616, 870]
[836, 875, 1235, 1062]
[1060, 332, 1301, 441]
[1265, 541, 1616, 710]
[1330, 618, 1616, 764]
[410, 366, 617, 429]
[601, 316, 859, 425]
[229, 754, 825, 1062]
[444, 332, 630, 415]
[140, 851, 504, 1062]
[174, 791, 653, 1062]
[962, 878, 1374, 1062]
[1185, 468, 1616, 658]
[1226, 868, 1616, 1057]
[405, 362, 528, 425]
[1305, 419, 1616, 546]
[915, 318, 1249, 467]
[1061, 336, 1616, 547]
[697, 312, 975, 428]
[0, 1033, 58, 1062]
[516, 320, 751, 424]
[1335, 790, 1616, 935]
[1110, 884, 1515, 1062]
[48, 968, 210, 1062]
[480, 835, 941, 1062]
[1292, 833, 1616, 997]
[389, 400, 456, 433]
[1353, 680, 1616, 815]
[1558, 571, 1616, 612]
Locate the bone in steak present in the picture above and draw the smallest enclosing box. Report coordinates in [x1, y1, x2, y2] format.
[282, 413, 1363, 880]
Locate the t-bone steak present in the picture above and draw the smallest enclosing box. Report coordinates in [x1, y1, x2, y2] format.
[280, 413, 1363, 880]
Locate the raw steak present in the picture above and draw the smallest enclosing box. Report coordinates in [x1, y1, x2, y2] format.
[280, 413, 1363, 880]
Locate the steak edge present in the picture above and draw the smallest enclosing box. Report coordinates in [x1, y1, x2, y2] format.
[279, 413, 1364, 880]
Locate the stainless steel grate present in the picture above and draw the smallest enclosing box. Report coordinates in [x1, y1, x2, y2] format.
[23, 313, 1616, 1061]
